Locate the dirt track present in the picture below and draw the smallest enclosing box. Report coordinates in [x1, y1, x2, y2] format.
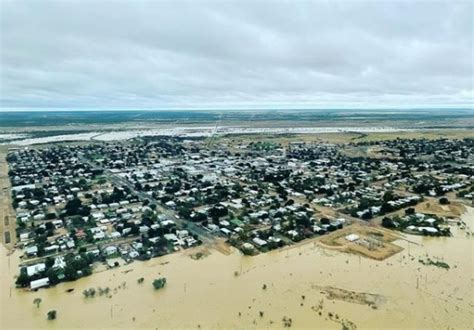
[0, 147, 16, 249]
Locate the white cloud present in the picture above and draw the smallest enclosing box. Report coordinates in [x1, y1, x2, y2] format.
[0, 0, 472, 109]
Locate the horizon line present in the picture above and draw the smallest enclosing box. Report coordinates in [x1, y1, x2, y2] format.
[0, 106, 473, 113]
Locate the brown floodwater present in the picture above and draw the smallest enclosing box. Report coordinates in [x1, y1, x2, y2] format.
[1, 208, 473, 329]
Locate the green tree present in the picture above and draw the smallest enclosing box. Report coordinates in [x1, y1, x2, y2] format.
[47, 310, 57, 320]
[381, 217, 396, 229]
[33, 298, 42, 308]
[439, 197, 450, 205]
[152, 278, 167, 290]
[16, 270, 30, 287]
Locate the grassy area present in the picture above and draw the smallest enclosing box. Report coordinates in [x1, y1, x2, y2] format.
[353, 129, 474, 142]
[217, 129, 473, 147]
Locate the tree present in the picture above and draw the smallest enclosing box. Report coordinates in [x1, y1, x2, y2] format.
[65, 198, 82, 215]
[439, 197, 450, 205]
[382, 191, 395, 202]
[320, 218, 330, 225]
[65, 198, 90, 217]
[361, 209, 373, 220]
[152, 278, 167, 290]
[47, 310, 57, 320]
[381, 217, 395, 229]
[97, 177, 107, 185]
[16, 270, 30, 287]
[33, 298, 42, 308]
[295, 215, 311, 228]
[45, 257, 54, 268]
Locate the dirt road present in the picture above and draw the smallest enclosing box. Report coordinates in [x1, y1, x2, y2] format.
[0, 147, 16, 249]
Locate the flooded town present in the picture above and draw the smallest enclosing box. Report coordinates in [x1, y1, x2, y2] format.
[1, 1, 473, 328]
[1, 131, 473, 329]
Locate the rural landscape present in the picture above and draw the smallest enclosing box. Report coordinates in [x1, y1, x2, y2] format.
[0, 110, 473, 329]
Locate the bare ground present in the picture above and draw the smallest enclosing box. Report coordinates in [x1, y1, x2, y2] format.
[318, 223, 404, 260]
[0, 147, 16, 249]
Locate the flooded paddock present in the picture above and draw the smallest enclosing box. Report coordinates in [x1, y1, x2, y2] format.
[1, 208, 473, 329]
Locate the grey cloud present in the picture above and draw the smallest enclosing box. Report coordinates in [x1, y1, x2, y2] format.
[0, 0, 472, 110]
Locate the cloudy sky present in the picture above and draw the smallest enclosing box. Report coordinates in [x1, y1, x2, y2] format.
[0, 1, 472, 110]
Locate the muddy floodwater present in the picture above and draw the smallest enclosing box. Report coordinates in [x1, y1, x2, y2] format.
[1, 209, 473, 329]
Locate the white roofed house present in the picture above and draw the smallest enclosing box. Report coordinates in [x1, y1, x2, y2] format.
[110, 231, 121, 239]
[176, 230, 189, 239]
[93, 231, 106, 240]
[104, 245, 118, 256]
[26, 263, 46, 277]
[25, 245, 38, 257]
[20, 233, 30, 242]
[252, 237, 267, 247]
[345, 234, 359, 242]
[91, 212, 105, 220]
[30, 277, 50, 290]
[33, 213, 45, 221]
[165, 200, 176, 208]
[53, 256, 66, 270]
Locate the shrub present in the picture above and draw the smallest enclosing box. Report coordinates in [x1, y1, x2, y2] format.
[152, 278, 167, 290]
[47, 310, 57, 320]
[439, 197, 450, 205]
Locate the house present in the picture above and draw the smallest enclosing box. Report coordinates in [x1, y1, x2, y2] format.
[418, 227, 438, 234]
[26, 263, 46, 277]
[345, 234, 359, 242]
[132, 242, 143, 250]
[164, 233, 178, 242]
[92, 212, 105, 220]
[66, 240, 75, 249]
[87, 249, 101, 257]
[52, 220, 63, 228]
[30, 277, 50, 290]
[287, 230, 298, 239]
[93, 231, 105, 241]
[220, 228, 232, 236]
[53, 256, 66, 270]
[252, 237, 267, 247]
[165, 200, 176, 208]
[11, 184, 36, 192]
[242, 242, 254, 250]
[33, 213, 45, 221]
[207, 224, 219, 232]
[129, 250, 139, 259]
[176, 230, 189, 239]
[44, 245, 59, 254]
[25, 245, 38, 257]
[104, 246, 117, 255]
[161, 220, 175, 227]
[312, 225, 325, 234]
[219, 220, 230, 227]
[185, 236, 197, 247]
[110, 231, 121, 239]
